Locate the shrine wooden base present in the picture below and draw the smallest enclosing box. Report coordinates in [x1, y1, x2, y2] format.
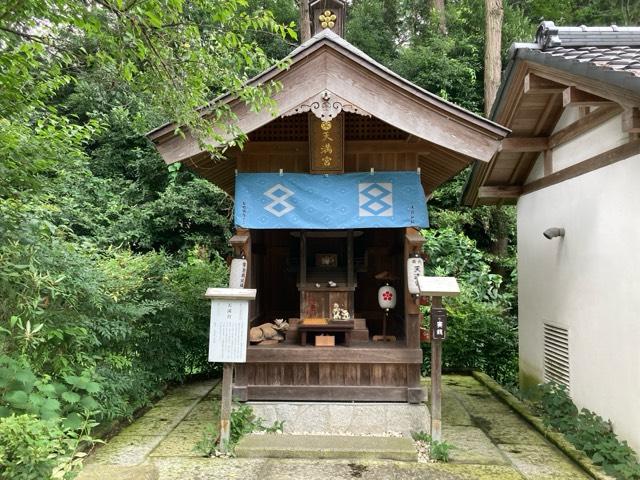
[232, 343, 424, 403]
[298, 320, 354, 347]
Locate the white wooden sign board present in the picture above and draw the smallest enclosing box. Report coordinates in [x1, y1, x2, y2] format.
[418, 276, 460, 297]
[206, 288, 256, 364]
[208, 300, 248, 363]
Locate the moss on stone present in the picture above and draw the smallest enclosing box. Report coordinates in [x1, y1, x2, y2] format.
[519, 368, 543, 394]
[431, 463, 525, 480]
[182, 400, 219, 423]
[472, 413, 547, 446]
[472, 371, 614, 480]
[442, 426, 508, 465]
[499, 443, 590, 479]
[86, 434, 164, 466]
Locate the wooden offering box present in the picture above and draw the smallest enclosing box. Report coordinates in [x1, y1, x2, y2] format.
[315, 335, 335, 347]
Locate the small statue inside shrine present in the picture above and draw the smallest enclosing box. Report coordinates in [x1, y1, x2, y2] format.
[331, 303, 350, 321]
[249, 319, 289, 345]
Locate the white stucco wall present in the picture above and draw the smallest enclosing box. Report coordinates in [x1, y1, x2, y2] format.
[517, 110, 640, 452]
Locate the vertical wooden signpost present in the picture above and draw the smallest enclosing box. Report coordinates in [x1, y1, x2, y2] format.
[205, 287, 256, 452]
[417, 276, 459, 442]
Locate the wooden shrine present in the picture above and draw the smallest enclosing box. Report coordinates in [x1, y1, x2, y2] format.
[147, 0, 508, 404]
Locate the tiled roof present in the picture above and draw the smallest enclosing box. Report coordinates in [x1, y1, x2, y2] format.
[531, 22, 640, 79]
[505, 22, 640, 92]
[541, 45, 640, 78]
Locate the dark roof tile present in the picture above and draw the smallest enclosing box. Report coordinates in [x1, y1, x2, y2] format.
[526, 21, 640, 80]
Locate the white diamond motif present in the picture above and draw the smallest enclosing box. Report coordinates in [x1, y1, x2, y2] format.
[264, 184, 295, 217]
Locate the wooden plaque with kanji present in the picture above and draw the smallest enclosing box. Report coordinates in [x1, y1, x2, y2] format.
[309, 113, 344, 173]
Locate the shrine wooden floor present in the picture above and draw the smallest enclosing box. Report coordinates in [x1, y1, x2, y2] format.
[246, 342, 422, 364]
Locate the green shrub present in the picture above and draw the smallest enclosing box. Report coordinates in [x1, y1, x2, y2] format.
[410, 430, 454, 462]
[0, 414, 72, 480]
[1, 228, 228, 423]
[534, 383, 640, 479]
[420, 228, 518, 386]
[195, 403, 284, 456]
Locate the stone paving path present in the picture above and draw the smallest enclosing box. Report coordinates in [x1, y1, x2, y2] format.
[79, 375, 591, 480]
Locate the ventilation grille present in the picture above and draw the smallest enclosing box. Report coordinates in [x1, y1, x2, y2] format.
[543, 323, 570, 390]
[248, 114, 309, 142]
[344, 113, 408, 140]
[248, 113, 410, 142]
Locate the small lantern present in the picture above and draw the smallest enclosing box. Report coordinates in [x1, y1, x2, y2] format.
[378, 283, 396, 310]
[407, 253, 424, 295]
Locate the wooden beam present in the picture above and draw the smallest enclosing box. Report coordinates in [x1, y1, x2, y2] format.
[500, 137, 549, 153]
[524, 73, 566, 94]
[543, 149, 553, 177]
[238, 140, 438, 155]
[477, 186, 522, 200]
[562, 87, 614, 108]
[622, 108, 640, 133]
[522, 139, 640, 195]
[549, 105, 622, 149]
[246, 346, 424, 364]
[246, 385, 409, 402]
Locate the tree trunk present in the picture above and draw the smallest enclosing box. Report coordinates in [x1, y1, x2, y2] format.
[430, 0, 447, 35]
[299, 0, 311, 42]
[484, 0, 503, 116]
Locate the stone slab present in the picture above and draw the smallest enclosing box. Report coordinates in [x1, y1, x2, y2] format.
[471, 412, 548, 446]
[87, 435, 165, 466]
[441, 392, 474, 427]
[498, 443, 591, 479]
[248, 401, 430, 437]
[442, 426, 508, 465]
[150, 421, 218, 458]
[175, 379, 218, 398]
[153, 457, 267, 480]
[117, 413, 182, 438]
[182, 400, 219, 423]
[77, 463, 158, 480]
[235, 434, 417, 462]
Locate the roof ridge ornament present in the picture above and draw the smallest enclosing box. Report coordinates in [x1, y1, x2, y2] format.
[537, 21, 561, 50]
[535, 21, 640, 50]
[282, 89, 372, 121]
[310, 0, 345, 37]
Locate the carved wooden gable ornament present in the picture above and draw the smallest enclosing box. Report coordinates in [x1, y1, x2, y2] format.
[283, 89, 371, 173]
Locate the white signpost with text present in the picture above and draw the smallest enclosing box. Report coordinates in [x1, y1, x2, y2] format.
[205, 287, 256, 451]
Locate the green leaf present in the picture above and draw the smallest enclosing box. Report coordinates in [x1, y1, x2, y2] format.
[62, 412, 84, 430]
[41, 397, 61, 411]
[5, 390, 29, 406]
[84, 381, 101, 394]
[15, 369, 37, 388]
[80, 395, 99, 410]
[61, 391, 81, 403]
[37, 383, 57, 395]
[145, 11, 163, 28]
[28, 393, 44, 407]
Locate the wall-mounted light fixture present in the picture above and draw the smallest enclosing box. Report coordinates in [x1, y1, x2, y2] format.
[543, 227, 565, 240]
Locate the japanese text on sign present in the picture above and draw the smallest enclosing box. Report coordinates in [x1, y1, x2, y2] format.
[208, 300, 248, 363]
[431, 307, 447, 340]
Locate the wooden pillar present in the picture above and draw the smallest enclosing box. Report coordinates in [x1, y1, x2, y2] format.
[347, 229, 354, 286]
[404, 228, 426, 404]
[229, 229, 251, 402]
[219, 362, 233, 451]
[404, 228, 425, 349]
[430, 296, 443, 441]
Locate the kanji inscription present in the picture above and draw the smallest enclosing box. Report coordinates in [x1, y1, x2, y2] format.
[310, 112, 344, 173]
